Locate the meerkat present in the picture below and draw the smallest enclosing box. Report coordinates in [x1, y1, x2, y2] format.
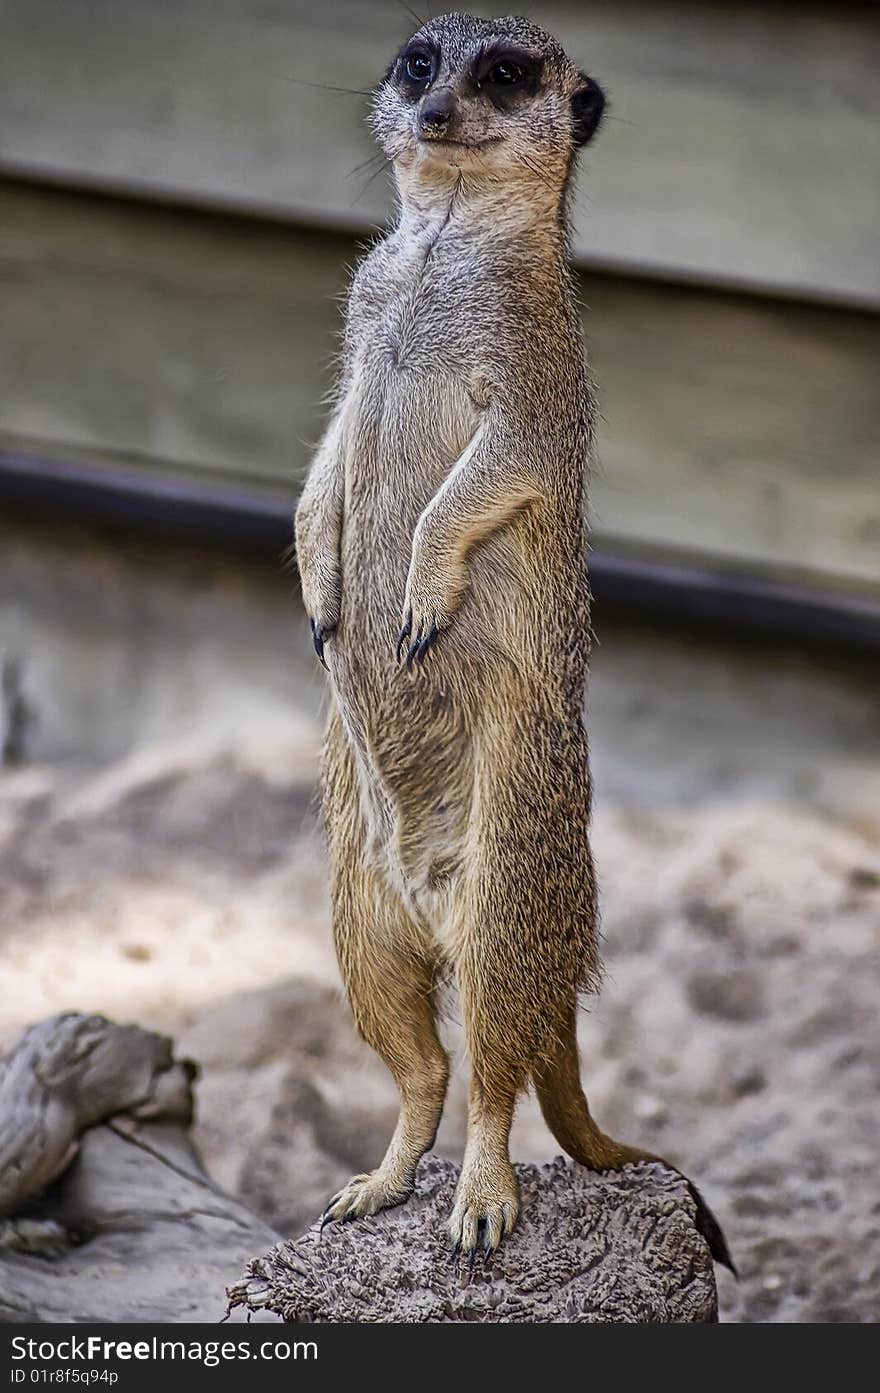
[294, 10, 733, 1270]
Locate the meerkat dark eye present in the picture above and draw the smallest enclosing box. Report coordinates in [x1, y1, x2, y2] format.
[405, 52, 433, 83]
[472, 48, 539, 99]
[487, 59, 524, 87]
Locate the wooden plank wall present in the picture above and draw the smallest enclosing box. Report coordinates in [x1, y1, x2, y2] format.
[0, 1, 877, 594]
[1, 0, 878, 305]
[3, 182, 877, 586]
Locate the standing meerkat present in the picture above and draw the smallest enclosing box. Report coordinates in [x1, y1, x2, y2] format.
[295, 11, 733, 1269]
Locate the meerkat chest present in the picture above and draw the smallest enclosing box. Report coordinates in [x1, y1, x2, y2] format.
[345, 255, 486, 494]
[364, 266, 477, 385]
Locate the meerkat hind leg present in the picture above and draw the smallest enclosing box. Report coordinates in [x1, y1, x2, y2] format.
[448, 1071, 520, 1258]
[449, 938, 528, 1257]
[533, 1004, 736, 1273]
[321, 884, 449, 1227]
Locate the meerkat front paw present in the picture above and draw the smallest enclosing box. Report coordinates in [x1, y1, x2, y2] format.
[297, 552, 341, 668]
[447, 1161, 520, 1260]
[396, 553, 464, 669]
[294, 500, 342, 668]
[319, 1168, 414, 1227]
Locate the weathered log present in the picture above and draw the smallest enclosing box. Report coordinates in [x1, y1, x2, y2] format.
[0, 1012, 192, 1215]
[229, 1156, 719, 1324]
[0, 1013, 280, 1323]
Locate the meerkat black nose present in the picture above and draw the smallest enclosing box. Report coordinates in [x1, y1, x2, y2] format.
[419, 89, 457, 135]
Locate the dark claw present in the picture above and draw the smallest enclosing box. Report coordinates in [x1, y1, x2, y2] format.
[467, 1246, 476, 1270]
[475, 1216, 491, 1262]
[310, 618, 330, 670]
[449, 1240, 461, 1262]
[396, 610, 413, 663]
[415, 624, 439, 665]
[406, 637, 422, 671]
[319, 1189, 345, 1230]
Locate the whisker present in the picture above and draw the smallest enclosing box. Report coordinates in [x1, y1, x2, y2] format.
[276, 75, 373, 97]
[395, 0, 425, 28]
[518, 152, 558, 196]
[351, 157, 392, 206]
[346, 151, 387, 180]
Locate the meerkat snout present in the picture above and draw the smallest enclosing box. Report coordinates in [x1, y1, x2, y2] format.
[418, 87, 458, 137]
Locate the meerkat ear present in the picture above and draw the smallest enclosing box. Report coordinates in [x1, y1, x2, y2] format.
[571, 73, 605, 147]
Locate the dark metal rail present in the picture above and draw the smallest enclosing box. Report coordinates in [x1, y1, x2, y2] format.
[2, 447, 878, 656]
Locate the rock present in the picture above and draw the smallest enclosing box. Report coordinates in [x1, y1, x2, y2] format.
[228, 1157, 719, 1324]
[0, 1013, 280, 1323]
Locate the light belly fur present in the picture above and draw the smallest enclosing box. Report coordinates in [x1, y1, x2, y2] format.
[326, 361, 486, 950]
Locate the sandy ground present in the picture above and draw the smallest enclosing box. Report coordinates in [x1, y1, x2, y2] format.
[1, 520, 878, 1323]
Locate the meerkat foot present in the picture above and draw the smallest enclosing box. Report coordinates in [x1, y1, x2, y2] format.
[447, 1164, 520, 1260]
[320, 1167, 414, 1228]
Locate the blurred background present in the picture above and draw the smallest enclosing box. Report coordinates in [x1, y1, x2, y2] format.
[0, 1, 878, 1322]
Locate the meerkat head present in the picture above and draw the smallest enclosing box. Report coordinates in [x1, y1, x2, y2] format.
[372, 12, 604, 198]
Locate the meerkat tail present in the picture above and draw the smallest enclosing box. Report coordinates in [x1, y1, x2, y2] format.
[533, 1011, 737, 1275]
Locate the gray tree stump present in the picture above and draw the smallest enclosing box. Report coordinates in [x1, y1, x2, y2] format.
[229, 1156, 719, 1323]
[0, 1013, 279, 1323]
